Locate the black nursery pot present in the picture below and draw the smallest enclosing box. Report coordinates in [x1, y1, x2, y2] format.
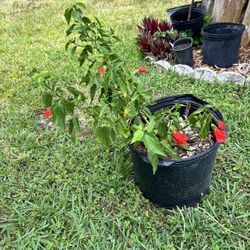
[129, 94, 224, 208]
[173, 37, 193, 66]
[202, 23, 245, 68]
[167, 1, 204, 19]
[170, 7, 205, 37]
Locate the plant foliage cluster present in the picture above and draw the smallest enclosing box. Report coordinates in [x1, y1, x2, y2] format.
[137, 17, 180, 60]
[44, 3, 221, 174]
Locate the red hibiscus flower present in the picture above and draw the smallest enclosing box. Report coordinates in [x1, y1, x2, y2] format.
[98, 66, 104, 74]
[137, 67, 147, 73]
[213, 128, 227, 143]
[218, 121, 227, 130]
[173, 132, 188, 145]
[43, 108, 52, 119]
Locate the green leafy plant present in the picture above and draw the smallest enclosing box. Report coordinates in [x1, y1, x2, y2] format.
[43, 3, 226, 174]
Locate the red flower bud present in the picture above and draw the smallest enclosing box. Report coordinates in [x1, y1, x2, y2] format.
[43, 108, 52, 119]
[218, 121, 226, 130]
[137, 67, 147, 73]
[213, 128, 227, 143]
[173, 132, 188, 145]
[98, 66, 104, 74]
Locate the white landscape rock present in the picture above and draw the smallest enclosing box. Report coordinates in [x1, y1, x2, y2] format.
[172, 64, 194, 77]
[245, 77, 250, 84]
[194, 67, 217, 82]
[217, 72, 246, 85]
[145, 55, 157, 63]
[154, 60, 172, 71]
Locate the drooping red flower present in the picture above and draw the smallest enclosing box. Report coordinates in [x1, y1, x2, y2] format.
[173, 132, 188, 145]
[43, 108, 52, 119]
[98, 66, 104, 74]
[213, 128, 227, 143]
[218, 121, 227, 130]
[137, 67, 147, 73]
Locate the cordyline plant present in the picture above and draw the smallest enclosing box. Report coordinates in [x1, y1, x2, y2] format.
[43, 3, 226, 174]
[137, 17, 180, 60]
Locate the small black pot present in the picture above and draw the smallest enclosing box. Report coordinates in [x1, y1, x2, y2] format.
[173, 37, 193, 66]
[130, 94, 224, 208]
[202, 22, 245, 68]
[170, 7, 205, 37]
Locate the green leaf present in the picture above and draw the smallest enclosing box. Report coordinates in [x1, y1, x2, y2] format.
[72, 8, 82, 22]
[82, 16, 91, 24]
[95, 126, 114, 148]
[131, 129, 144, 144]
[161, 140, 180, 159]
[67, 87, 86, 101]
[64, 7, 73, 25]
[81, 72, 90, 85]
[142, 134, 165, 157]
[42, 93, 53, 107]
[71, 46, 77, 56]
[66, 24, 76, 36]
[188, 105, 213, 121]
[63, 100, 75, 113]
[69, 117, 81, 142]
[95, 17, 102, 27]
[65, 40, 71, 51]
[90, 84, 97, 103]
[147, 151, 158, 175]
[78, 49, 88, 66]
[157, 122, 168, 138]
[52, 101, 66, 130]
[75, 2, 86, 8]
[144, 118, 156, 133]
[199, 113, 213, 139]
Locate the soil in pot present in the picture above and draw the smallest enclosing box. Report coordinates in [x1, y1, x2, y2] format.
[136, 117, 215, 160]
[174, 43, 190, 50]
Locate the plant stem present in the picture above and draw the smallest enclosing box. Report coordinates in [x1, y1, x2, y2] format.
[187, 0, 195, 21]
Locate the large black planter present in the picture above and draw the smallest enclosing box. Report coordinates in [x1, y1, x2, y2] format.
[130, 94, 224, 208]
[167, 1, 204, 18]
[170, 7, 205, 37]
[202, 23, 245, 68]
[173, 37, 193, 66]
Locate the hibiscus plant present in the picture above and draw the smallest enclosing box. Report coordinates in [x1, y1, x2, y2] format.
[43, 2, 226, 174]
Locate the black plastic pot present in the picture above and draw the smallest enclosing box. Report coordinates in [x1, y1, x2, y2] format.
[170, 7, 205, 37]
[167, 1, 204, 19]
[201, 23, 245, 68]
[130, 94, 224, 208]
[173, 37, 193, 66]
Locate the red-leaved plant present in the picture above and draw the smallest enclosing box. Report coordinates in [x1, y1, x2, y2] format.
[43, 3, 226, 174]
[137, 17, 180, 60]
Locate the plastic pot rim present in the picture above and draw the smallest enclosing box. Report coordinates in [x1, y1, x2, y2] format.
[202, 22, 246, 39]
[173, 37, 193, 52]
[170, 7, 205, 24]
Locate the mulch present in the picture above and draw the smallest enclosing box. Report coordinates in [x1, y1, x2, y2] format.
[193, 46, 250, 76]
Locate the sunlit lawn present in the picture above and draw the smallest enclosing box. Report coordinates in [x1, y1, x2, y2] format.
[0, 0, 249, 249]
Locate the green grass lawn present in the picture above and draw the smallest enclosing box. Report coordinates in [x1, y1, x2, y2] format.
[0, 0, 250, 249]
